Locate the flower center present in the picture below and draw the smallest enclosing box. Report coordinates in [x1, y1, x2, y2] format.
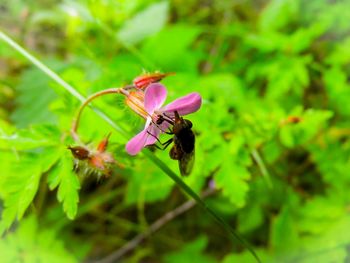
[125, 91, 148, 119]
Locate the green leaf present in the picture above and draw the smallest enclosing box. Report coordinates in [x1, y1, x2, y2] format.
[326, 37, 350, 66]
[279, 108, 333, 147]
[0, 215, 77, 263]
[164, 236, 216, 263]
[0, 124, 60, 150]
[125, 158, 173, 205]
[238, 204, 264, 233]
[298, 196, 345, 235]
[117, 1, 169, 45]
[48, 154, 80, 220]
[0, 145, 61, 232]
[259, 0, 299, 32]
[270, 206, 299, 254]
[214, 136, 252, 208]
[323, 66, 350, 116]
[141, 24, 202, 71]
[296, 216, 350, 263]
[10, 67, 58, 128]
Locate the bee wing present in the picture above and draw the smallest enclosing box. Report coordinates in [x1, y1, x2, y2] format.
[179, 148, 195, 176]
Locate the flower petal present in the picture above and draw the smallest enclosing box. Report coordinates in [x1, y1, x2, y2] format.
[144, 83, 167, 115]
[125, 129, 149, 155]
[161, 92, 202, 116]
[126, 120, 165, 155]
[145, 124, 160, 146]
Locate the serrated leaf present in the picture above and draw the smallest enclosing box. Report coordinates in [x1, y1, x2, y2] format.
[0, 147, 60, 232]
[214, 137, 252, 208]
[48, 155, 80, 219]
[0, 215, 78, 263]
[216, 163, 251, 208]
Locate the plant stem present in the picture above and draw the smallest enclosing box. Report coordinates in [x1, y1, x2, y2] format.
[95, 188, 216, 263]
[71, 88, 123, 141]
[0, 31, 85, 102]
[0, 30, 128, 137]
[251, 148, 273, 189]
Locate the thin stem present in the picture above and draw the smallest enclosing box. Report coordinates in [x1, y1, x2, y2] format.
[0, 31, 85, 103]
[0, 30, 128, 138]
[95, 188, 216, 263]
[143, 151, 262, 263]
[251, 148, 273, 189]
[71, 87, 124, 141]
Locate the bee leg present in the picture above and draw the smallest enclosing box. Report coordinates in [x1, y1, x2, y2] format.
[147, 130, 162, 143]
[160, 138, 173, 150]
[150, 119, 174, 134]
[162, 113, 175, 124]
[147, 139, 173, 150]
[146, 131, 172, 147]
[145, 133, 173, 150]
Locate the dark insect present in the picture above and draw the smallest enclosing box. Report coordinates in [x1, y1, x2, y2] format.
[154, 111, 195, 176]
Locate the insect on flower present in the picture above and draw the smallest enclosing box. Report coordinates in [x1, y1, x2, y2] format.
[125, 83, 201, 156]
[68, 133, 116, 178]
[154, 111, 195, 176]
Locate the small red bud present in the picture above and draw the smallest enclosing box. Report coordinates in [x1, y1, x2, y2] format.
[97, 132, 111, 152]
[133, 72, 175, 89]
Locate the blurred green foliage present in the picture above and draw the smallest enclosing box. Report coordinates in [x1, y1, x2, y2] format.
[1, 0, 350, 262]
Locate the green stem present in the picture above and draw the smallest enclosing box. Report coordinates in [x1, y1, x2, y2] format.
[0, 30, 127, 137]
[143, 151, 261, 263]
[0, 31, 85, 102]
[251, 148, 273, 189]
[0, 30, 261, 263]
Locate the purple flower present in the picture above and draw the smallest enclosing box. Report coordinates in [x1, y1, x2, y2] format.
[126, 83, 202, 155]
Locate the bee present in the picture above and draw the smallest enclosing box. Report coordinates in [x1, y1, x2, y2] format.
[154, 111, 195, 176]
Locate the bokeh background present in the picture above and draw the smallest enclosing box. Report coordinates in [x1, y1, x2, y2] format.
[1, 0, 350, 262]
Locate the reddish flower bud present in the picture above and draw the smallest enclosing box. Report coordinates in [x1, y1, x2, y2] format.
[96, 132, 111, 152]
[68, 134, 117, 178]
[133, 72, 175, 89]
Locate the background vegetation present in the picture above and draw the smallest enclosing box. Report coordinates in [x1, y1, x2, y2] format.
[1, 0, 350, 262]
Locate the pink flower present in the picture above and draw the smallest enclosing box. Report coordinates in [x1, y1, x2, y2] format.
[126, 83, 202, 155]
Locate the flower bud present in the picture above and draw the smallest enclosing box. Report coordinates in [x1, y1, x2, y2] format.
[133, 72, 175, 89]
[68, 134, 116, 178]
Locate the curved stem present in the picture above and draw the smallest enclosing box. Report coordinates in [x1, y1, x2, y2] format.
[71, 87, 126, 141]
